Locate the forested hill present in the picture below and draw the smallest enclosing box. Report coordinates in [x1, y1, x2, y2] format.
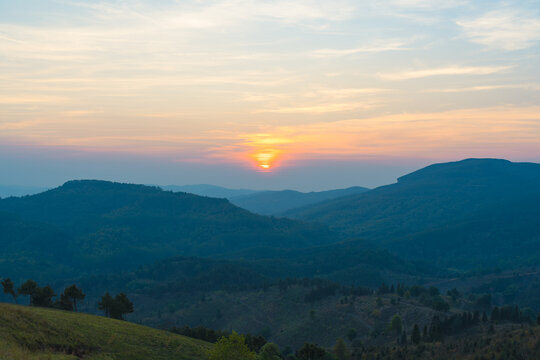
[284, 159, 540, 269]
[0, 180, 337, 281]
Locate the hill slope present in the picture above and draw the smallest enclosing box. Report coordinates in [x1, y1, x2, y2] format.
[230, 187, 369, 215]
[0, 303, 210, 360]
[285, 159, 540, 269]
[0, 180, 336, 281]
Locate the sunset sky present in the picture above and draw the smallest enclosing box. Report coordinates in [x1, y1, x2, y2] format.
[1, 0, 540, 190]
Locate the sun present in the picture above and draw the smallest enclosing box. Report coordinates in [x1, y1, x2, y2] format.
[251, 149, 279, 171]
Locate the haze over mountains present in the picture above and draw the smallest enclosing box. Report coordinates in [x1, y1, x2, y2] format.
[0, 185, 49, 198]
[163, 184, 370, 216]
[229, 187, 369, 216]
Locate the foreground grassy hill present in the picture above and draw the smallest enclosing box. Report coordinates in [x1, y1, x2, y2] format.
[0, 303, 210, 360]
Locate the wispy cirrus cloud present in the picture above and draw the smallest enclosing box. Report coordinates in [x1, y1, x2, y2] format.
[457, 10, 540, 51]
[378, 65, 513, 81]
[68, 0, 357, 29]
[424, 84, 540, 93]
[311, 41, 408, 57]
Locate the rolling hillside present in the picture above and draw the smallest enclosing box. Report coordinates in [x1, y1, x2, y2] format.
[0, 180, 337, 281]
[230, 186, 369, 216]
[0, 303, 210, 360]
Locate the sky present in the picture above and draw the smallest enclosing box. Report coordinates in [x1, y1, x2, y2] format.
[1, 0, 540, 190]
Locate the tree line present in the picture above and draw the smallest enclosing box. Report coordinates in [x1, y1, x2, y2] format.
[1, 277, 133, 320]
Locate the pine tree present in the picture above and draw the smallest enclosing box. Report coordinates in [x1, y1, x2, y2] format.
[411, 324, 421, 344]
[98, 292, 114, 317]
[1, 278, 17, 303]
[18, 280, 38, 305]
[333, 338, 351, 360]
[63, 284, 85, 312]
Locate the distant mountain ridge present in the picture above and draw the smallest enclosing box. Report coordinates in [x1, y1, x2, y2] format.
[0, 185, 49, 199]
[229, 186, 369, 215]
[161, 184, 370, 216]
[161, 184, 260, 199]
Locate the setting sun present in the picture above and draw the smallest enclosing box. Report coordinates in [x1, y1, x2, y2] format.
[252, 150, 280, 171]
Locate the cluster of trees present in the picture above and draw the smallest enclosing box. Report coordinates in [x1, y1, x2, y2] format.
[491, 305, 530, 323]
[2, 277, 134, 321]
[277, 278, 371, 298]
[207, 332, 352, 360]
[1, 278, 84, 311]
[171, 325, 267, 352]
[377, 283, 450, 312]
[98, 292, 134, 320]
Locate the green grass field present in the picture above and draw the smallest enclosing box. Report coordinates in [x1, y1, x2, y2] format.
[0, 303, 210, 360]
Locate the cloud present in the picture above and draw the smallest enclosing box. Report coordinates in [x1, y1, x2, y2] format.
[69, 0, 357, 29]
[378, 65, 513, 81]
[424, 84, 540, 93]
[311, 41, 408, 57]
[389, 0, 465, 9]
[253, 102, 374, 114]
[457, 10, 540, 51]
[229, 106, 540, 163]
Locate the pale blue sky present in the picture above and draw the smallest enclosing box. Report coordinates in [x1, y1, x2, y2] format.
[1, 0, 539, 190]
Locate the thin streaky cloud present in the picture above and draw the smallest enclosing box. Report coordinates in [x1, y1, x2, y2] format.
[457, 10, 540, 51]
[424, 84, 540, 93]
[311, 41, 409, 57]
[379, 65, 513, 81]
[253, 102, 376, 114]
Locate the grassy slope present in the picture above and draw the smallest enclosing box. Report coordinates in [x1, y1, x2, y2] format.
[0, 303, 210, 360]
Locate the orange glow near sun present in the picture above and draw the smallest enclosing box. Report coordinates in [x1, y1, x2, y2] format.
[251, 149, 280, 171]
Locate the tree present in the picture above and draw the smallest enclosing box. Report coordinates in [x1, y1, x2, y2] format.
[110, 293, 134, 320]
[17, 280, 55, 308]
[63, 284, 85, 312]
[208, 331, 256, 360]
[18, 280, 38, 305]
[333, 338, 350, 360]
[411, 324, 421, 344]
[400, 331, 407, 345]
[1, 278, 17, 303]
[32, 285, 56, 307]
[296, 343, 327, 360]
[98, 292, 114, 317]
[346, 328, 357, 342]
[429, 315, 444, 342]
[56, 292, 74, 311]
[258, 343, 281, 360]
[388, 315, 403, 334]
